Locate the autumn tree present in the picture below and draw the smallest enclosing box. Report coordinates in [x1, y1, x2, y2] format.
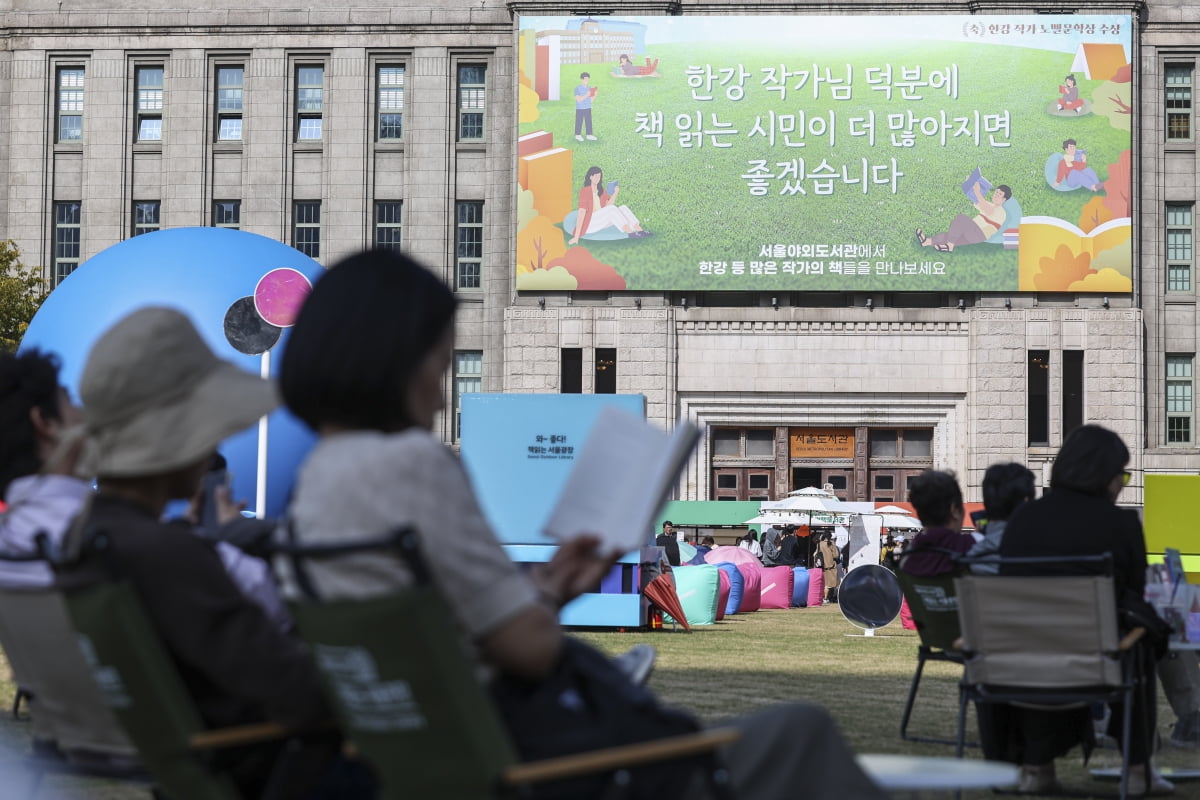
[0, 240, 49, 353]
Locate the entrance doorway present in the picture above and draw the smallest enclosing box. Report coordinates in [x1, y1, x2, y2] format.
[791, 467, 822, 493]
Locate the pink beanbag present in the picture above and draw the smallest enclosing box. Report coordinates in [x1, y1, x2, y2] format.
[716, 568, 730, 621]
[736, 564, 762, 612]
[807, 567, 825, 607]
[759, 566, 794, 610]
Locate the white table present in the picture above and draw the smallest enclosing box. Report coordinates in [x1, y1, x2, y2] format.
[858, 754, 1018, 792]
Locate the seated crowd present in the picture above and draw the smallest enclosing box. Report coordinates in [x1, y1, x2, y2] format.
[897, 432, 1193, 796]
[0, 249, 888, 799]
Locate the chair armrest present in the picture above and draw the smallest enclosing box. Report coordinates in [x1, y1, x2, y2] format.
[186, 719, 326, 753]
[500, 726, 740, 786]
[1117, 627, 1145, 651]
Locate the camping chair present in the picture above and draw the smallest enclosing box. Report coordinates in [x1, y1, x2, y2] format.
[953, 556, 1147, 800]
[894, 570, 968, 745]
[45, 530, 322, 800]
[277, 526, 739, 799]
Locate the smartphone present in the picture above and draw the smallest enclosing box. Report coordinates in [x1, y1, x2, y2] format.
[198, 467, 232, 536]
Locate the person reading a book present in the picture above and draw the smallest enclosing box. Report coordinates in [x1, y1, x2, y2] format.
[1057, 74, 1084, 112]
[615, 54, 640, 76]
[1054, 139, 1103, 192]
[569, 165, 651, 243]
[917, 183, 1011, 253]
[278, 248, 888, 800]
[574, 72, 597, 141]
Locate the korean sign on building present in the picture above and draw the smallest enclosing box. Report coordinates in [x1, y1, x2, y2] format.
[515, 14, 1132, 292]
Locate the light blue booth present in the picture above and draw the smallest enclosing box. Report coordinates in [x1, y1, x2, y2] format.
[460, 393, 655, 628]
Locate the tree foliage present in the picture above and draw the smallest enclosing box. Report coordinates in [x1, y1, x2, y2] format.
[0, 241, 49, 353]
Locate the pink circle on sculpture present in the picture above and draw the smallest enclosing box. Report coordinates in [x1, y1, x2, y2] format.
[254, 268, 313, 327]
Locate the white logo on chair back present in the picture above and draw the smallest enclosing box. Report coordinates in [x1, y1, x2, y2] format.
[76, 634, 131, 709]
[914, 585, 957, 612]
[315, 644, 427, 733]
[762, 583, 777, 593]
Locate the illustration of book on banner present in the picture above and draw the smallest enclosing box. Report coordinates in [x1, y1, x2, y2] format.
[543, 406, 700, 555]
[961, 167, 993, 201]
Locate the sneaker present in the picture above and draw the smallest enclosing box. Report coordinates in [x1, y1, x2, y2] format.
[1169, 712, 1200, 748]
[1017, 763, 1061, 794]
[1127, 764, 1175, 796]
[586, 135, 597, 140]
[575, 135, 583, 141]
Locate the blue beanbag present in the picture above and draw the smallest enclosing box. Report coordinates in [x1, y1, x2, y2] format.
[716, 562, 744, 616]
[792, 566, 810, 607]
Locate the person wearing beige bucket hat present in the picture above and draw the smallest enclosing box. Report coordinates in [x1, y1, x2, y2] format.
[58, 306, 341, 797]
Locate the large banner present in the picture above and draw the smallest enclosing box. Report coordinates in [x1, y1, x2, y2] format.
[515, 15, 1132, 292]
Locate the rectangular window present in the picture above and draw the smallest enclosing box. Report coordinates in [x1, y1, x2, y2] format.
[1168, 203, 1193, 293]
[296, 65, 324, 141]
[457, 64, 486, 140]
[53, 202, 81, 285]
[293, 201, 321, 259]
[712, 429, 739, 457]
[135, 66, 163, 142]
[1167, 354, 1194, 444]
[561, 348, 582, 393]
[1167, 64, 1194, 141]
[373, 202, 402, 251]
[745, 429, 774, 457]
[1063, 350, 1084, 437]
[132, 201, 160, 237]
[901, 429, 933, 459]
[216, 66, 244, 141]
[213, 200, 240, 229]
[454, 351, 482, 441]
[377, 65, 405, 141]
[455, 201, 483, 289]
[1028, 350, 1050, 446]
[869, 429, 898, 458]
[595, 348, 616, 394]
[57, 67, 84, 143]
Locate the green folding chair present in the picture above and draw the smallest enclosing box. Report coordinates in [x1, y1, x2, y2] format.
[51, 531, 316, 800]
[895, 569, 968, 746]
[280, 527, 739, 800]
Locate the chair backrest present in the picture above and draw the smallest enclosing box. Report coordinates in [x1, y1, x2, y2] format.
[283, 529, 516, 800]
[60, 576, 239, 800]
[895, 570, 961, 652]
[954, 573, 1122, 688]
[0, 585, 135, 759]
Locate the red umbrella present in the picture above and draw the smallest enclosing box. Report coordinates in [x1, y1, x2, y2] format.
[643, 575, 691, 632]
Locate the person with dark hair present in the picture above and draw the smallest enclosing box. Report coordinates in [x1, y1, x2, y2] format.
[656, 520, 680, 567]
[739, 529, 763, 559]
[995, 425, 1170, 795]
[568, 165, 649, 244]
[817, 532, 840, 602]
[573, 71, 597, 141]
[917, 183, 1012, 253]
[1054, 139, 1102, 192]
[278, 249, 887, 800]
[1057, 73, 1084, 112]
[967, 462, 1036, 574]
[900, 470, 976, 577]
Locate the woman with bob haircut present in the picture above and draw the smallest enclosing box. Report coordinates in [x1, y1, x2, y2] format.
[991, 425, 1170, 795]
[277, 249, 886, 800]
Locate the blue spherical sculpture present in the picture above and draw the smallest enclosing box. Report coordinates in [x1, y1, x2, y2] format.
[21, 227, 326, 518]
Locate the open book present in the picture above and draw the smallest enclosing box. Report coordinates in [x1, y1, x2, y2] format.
[961, 166, 992, 202]
[543, 406, 700, 554]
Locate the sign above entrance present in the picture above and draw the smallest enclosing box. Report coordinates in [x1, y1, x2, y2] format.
[790, 428, 855, 458]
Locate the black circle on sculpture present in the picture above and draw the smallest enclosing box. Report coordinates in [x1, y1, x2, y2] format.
[839, 564, 903, 630]
[224, 296, 282, 355]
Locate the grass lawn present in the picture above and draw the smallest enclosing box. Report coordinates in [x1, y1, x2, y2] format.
[521, 42, 1129, 293]
[0, 605, 1191, 798]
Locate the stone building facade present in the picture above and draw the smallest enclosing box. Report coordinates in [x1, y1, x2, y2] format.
[0, 0, 1191, 505]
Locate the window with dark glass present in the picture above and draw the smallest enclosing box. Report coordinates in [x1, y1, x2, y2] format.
[132, 201, 160, 237]
[1063, 350, 1084, 437]
[561, 348, 582, 393]
[1168, 203, 1194, 293]
[1168, 354, 1194, 444]
[869, 430, 898, 458]
[213, 200, 240, 229]
[374, 202, 402, 251]
[455, 201, 483, 289]
[745, 429, 774, 457]
[53, 202, 81, 285]
[293, 201, 321, 259]
[595, 348, 616, 394]
[454, 351, 482, 441]
[1028, 350, 1050, 445]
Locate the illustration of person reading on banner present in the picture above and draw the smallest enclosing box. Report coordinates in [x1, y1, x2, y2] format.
[568, 166, 652, 244]
[916, 169, 1011, 253]
[1056, 74, 1084, 112]
[1052, 139, 1103, 192]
